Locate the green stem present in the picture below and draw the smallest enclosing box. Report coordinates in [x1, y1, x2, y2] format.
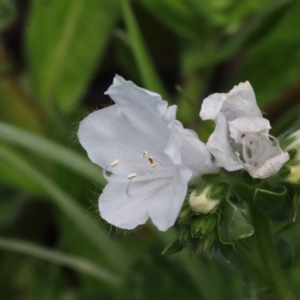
[249, 203, 295, 300]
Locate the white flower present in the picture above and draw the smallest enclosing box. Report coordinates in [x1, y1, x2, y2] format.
[200, 82, 289, 179]
[78, 75, 217, 231]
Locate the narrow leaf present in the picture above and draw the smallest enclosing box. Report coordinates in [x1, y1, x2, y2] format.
[0, 121, 105, 186]
[0, 237, 123, 286]
[0, 147, 131, 273]
[26, 0, 120, 111]
[121, 0, 168, 99]
[162, 240, 183, 256]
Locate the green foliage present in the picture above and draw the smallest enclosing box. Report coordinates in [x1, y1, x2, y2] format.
[1, 0, 300, 298]
[218, 198, 254, 245]
[161, 240, 183, 256]
[26, 0, 120, 112]
[254, 186, 292, 221]
[238, 0, 300, 107]
[0, 0, 16, 31]
[121, 0, 168, 99]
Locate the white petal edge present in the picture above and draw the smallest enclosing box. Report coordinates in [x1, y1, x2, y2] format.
[207, 113, 243, 171]
[229, 116, 271, 141]
[247, 151, 290, 179]
[227, 81, 261, 117]
[200, 93, 227, 120]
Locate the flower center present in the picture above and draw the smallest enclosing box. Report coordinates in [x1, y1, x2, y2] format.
[234, 132, 281, 168]
[102, 150, 175, 197]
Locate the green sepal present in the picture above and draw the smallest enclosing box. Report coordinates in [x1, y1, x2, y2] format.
[161, 240, 183, 256]
[254, 186, 292, 222]
[218, 198, 254, 245]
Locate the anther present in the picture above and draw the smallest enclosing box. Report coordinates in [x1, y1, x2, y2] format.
[127, 173, 137, 179]
[241, 134, 246, 138]
[234, 151, 240, 156]
[148, 156, 155, 164]
[152, 163, 160, 169]
[250, 141, 253, 145]
[142, 151, 148, 157]
[110, 159, 119, 167]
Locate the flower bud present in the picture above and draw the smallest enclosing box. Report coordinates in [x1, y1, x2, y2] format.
[286, 165, 300, 183]
[189, 186, 220, 214]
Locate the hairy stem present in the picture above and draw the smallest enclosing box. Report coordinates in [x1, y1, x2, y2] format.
[249, 202, 295, 300]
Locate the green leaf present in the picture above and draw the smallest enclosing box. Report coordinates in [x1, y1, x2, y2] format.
[161, 240, 183, 256]
[198, 0, 292, 69]
[0, 237, 123, 286]
[0, 121, 105, 186]
[219, 199, 254, 245]
[121, 0, 168, 99]
[254, 186, 292, 221]
[0, 145, 46, 195]
[26, 0, 120, 112]
[0, 0, 16, 31]
[136, 0, 205, 40]
[0, 146, 131, 273]
[237, 0, 300, 107]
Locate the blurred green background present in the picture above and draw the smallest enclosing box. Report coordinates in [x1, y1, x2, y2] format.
[1, 0, 300, 299]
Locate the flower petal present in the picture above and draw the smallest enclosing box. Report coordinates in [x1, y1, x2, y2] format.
[148, 168, 192, 231]
[105, 75, 168, 116]
[99, 167, 192, 231]
[207, 114, 242, 171]
[227, 81, 261, 117]
[99, 181, 151, 230]
[247, 151, 289, 179]
[174, 121, 218, 178]
[200, 93, 226, 120]
[229, 116, 271, 141]
[78, 103, 173, 176]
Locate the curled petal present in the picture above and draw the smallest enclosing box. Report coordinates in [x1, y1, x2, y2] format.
[105, 75, 168, 116]
[227, 81, 261, 117]
[247, 151, 290, 179]
[200, 93, 226, 120]
[229, 116, 271, 141]
[207, 114, 243, 171]
[200, 81, 288, 178]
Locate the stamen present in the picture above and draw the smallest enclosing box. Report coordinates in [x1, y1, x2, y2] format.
[148, 156, 155, 164]
[234, 151, 240, 156]
[242, 139, 251, 163]
[110, 159, 119, 167]
[241, 134, 246, 138]
[127, 173, 137, 179]
[152, 163, 160, 169]
[142, 151, 148, 157]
